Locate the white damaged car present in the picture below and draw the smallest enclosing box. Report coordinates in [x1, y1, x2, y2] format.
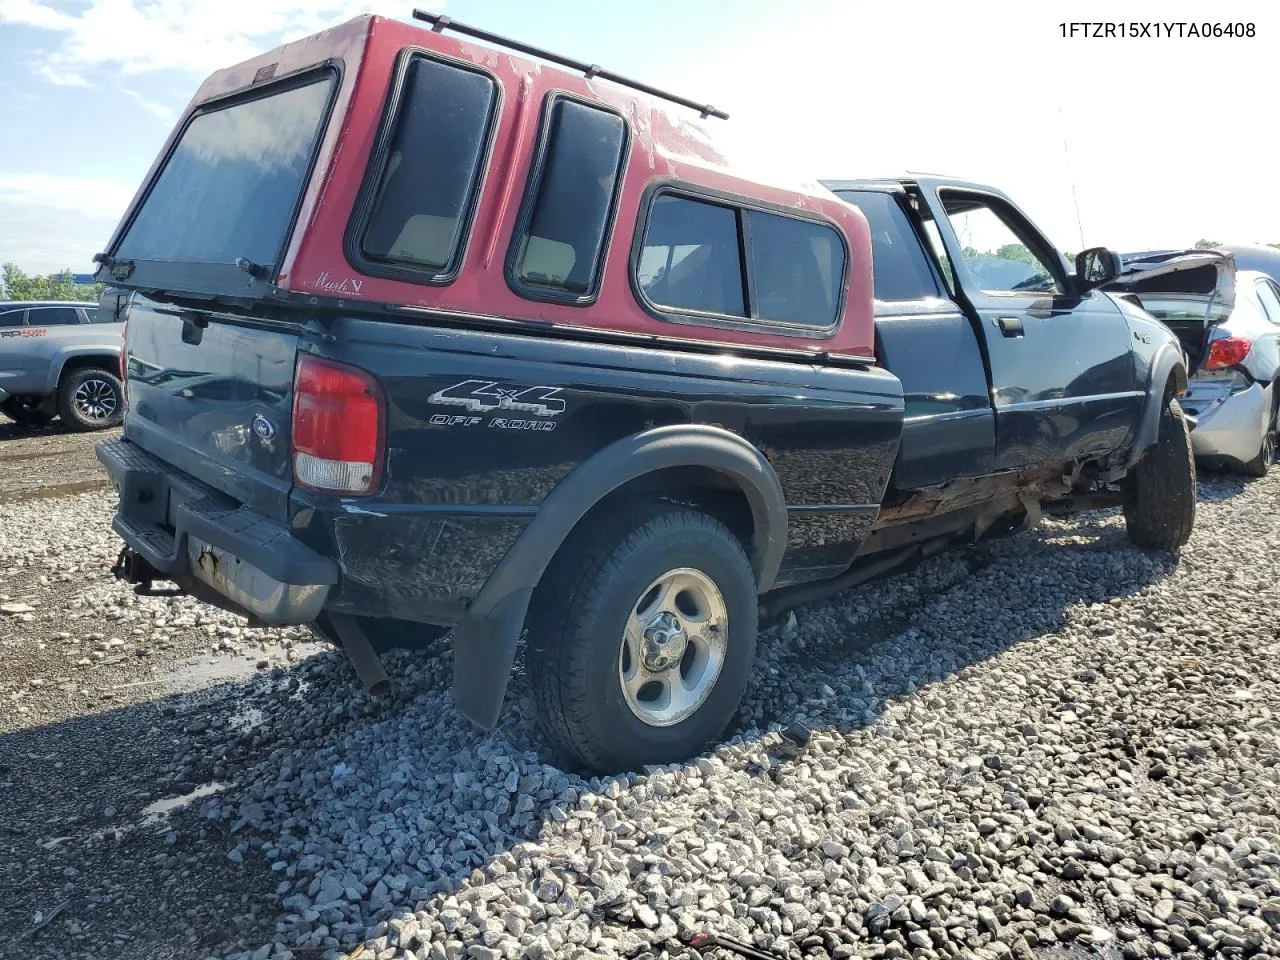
[1113, 250, 1280, 475]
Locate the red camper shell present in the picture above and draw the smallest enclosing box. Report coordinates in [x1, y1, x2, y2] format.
[101, 14, 875, 360]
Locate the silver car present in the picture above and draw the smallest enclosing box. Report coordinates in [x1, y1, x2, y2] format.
[0, 297, 124, 430]
[1113, 251, 1280, 475]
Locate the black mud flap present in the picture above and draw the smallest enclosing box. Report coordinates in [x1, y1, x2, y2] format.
[451, 588, 533, 729]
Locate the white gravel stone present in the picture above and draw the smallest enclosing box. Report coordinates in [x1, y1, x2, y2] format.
[5, 459, 1280, 960]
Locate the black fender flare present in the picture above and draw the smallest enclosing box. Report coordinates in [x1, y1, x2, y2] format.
[451, 423, 788, 729]
[1125, 341, 1188, 470]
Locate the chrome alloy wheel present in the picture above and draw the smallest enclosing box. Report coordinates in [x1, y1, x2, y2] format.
[618, 567, 728, 726]
[74, 378, 118, 420]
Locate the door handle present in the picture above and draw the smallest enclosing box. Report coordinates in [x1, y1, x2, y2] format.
[995, 316, 1024, 337]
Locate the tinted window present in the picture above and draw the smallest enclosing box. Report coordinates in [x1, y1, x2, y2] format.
[0, 308, 25, 327]
[747, 211, 842, 326]
[115, 75, 332, 268]
[941, 193, 1063, 295]
[1256, 279, 1280, 324]
[27, 307, 80, 326]
[919, 213, 956, 295]
[837, 191, 939, 301]
[360, 56, 498, 279]
[511, 97, 626, 300]
[638, 195, 745, 316]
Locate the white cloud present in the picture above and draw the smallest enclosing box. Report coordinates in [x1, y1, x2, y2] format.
[33, 62, 90, 87]
[120, 87, 176, 122]
[0, 0, 75, 30]
[0, 0, 399, 78]
[0, 173, 136, 220]
[0, 174, 137, 273]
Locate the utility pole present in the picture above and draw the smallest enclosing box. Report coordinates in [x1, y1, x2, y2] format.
[1059, 107, 1086, 250]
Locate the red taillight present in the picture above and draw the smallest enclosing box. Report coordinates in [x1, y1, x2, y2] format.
[291, 355, 384, 495]
[1205, 337, 1252, 371]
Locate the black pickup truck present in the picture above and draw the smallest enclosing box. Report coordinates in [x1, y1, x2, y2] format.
[95, 15, 1193, 772]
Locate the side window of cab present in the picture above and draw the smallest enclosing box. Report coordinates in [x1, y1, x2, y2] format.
[939, 193, 1064, 296]
[834, 190, 941, 303]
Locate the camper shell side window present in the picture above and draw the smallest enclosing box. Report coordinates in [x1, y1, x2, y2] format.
[630, 185, 848, 338]
[346, 50, 502, 286]
[505, 92, 629, 306]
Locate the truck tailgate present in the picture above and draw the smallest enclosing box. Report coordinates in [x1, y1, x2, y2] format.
[122, 295, 299, 520]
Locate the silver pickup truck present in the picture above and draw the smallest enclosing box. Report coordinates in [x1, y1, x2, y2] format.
[0, 298, 124, 431]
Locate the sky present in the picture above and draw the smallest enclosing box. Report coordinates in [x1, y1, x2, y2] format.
[1, 0, 1277, 274]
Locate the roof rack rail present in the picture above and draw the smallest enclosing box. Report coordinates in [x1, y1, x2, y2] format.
[410, 10, 729, 120]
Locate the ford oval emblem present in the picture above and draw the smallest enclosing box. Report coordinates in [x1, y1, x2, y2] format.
[251, 414, 276, 441]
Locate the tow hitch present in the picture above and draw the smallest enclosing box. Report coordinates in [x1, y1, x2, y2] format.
[111, 546, 185, 597]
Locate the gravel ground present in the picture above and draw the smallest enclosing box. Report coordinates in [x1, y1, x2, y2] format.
[2, 421, 1278, 960]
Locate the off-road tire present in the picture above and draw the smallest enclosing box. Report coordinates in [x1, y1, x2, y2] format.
[1124, 397, 1196, 549]
[0, 396, 56, 424]
[526, 503, 757, 773]
[1237, 392, 1277, 478]
[56, 366, 123, 431]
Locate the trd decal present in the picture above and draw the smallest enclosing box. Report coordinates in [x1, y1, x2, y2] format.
[429, 380, 566, 417]
[0, 328, 47, 338]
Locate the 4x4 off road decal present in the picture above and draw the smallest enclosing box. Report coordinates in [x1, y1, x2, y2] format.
[0, 328, 47, 338]
[428, 380, 565, 432]
[429, 380, 565, 417]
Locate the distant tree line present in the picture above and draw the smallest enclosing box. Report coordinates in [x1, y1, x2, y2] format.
[2, 263, 104, 301]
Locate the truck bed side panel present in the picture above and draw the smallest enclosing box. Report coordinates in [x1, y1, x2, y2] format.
[292, 315, 904, 618]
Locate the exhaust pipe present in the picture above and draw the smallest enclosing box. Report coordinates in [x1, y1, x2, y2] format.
[327, 612, 392, 697]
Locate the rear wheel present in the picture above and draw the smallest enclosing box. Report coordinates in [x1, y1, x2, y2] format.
[526, 503, 757, 773]
[57, 366, 123, 431]
[1124, 396, 1196, 549]
[1237, 392, 1277, 477]
[0, 396, 56, 424]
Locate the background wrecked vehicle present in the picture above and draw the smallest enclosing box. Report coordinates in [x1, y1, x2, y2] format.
[1115, 250, 1280, 475]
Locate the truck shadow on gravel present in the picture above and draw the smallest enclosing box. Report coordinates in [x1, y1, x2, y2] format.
[726, 515, 1172, 737]
[0, 514, 1182, 960]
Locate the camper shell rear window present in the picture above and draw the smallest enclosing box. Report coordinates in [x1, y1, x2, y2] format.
[111, 68, 336, 285]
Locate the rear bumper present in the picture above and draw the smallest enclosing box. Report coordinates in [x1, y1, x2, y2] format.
[97, 436, 339, 624]
[1181, 379, 1269, 463]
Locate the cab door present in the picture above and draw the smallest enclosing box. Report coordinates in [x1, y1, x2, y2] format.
[915, 181, 1141, 470]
